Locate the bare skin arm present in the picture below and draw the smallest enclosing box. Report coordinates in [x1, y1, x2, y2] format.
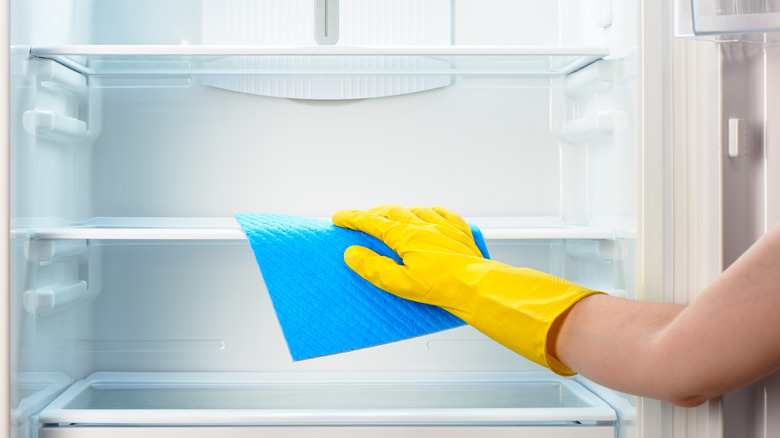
[552, 221, 780, 407]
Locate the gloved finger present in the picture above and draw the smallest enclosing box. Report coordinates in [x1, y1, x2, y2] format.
[367, 205, 427, 226]
[409, 206, 482, 257]
[333, 209, 409, 251]
[408, 206, 451, 227]
[410, 206, 470, 236]
[431, 206, 475, 240]
[332, 209, 363, 231]
[343, 245, 419, 301]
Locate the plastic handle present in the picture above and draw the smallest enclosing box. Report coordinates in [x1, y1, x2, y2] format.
[314, 0, 339, 45]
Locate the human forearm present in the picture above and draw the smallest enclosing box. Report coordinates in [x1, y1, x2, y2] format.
[648, 221, 780, 405]
[554, 222, 780, 407]
[551, 294, 693, 404]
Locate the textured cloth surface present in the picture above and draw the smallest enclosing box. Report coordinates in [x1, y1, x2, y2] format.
[235, 213, 490, 360]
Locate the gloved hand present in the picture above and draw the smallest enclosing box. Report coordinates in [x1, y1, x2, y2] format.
[332, 205, 604, 376]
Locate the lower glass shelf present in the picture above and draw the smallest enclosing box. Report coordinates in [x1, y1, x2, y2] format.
[39, 372, 616, 426]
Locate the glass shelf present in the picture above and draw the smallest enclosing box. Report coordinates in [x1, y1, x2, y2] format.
[18, 216, 624, 241]
[29, 45, 610, 77]
[39, 372, 616, 426]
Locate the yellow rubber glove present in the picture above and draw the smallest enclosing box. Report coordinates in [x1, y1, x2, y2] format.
[332, 205, 604, 376]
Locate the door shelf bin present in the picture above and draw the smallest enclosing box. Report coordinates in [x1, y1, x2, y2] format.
[39, 372, 616, 428]
[676, 0, 780, 36]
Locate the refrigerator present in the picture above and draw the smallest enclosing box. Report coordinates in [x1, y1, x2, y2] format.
[3, 0, 779, 437]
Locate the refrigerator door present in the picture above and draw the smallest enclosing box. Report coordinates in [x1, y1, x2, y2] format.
[671, 0, 780, 437]
[718, 35, 780, 438]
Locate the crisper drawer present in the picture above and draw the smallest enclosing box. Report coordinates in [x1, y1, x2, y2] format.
[38, 372, 616, 438]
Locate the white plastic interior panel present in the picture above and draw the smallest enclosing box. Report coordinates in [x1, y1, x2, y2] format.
[38, 372, 616, 426]
[202, 0, 453, 47]
[201, 0, 452, 99]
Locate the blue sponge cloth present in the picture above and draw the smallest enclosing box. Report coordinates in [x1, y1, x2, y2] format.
[235, 213, 491, 360]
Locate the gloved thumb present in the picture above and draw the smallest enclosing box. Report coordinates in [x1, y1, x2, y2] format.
[343, 245, 415, 298]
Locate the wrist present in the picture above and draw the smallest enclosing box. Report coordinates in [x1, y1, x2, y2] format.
[466, 266, 604, 375]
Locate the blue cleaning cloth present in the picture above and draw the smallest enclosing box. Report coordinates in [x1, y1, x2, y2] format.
[235, 213, 491, 360]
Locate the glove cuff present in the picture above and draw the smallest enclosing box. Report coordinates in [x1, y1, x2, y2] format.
[465, 266, 605, 376]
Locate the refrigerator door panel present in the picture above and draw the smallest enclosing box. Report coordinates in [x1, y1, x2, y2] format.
[672, 0, 780, 436]
[719, 34, 780, 438]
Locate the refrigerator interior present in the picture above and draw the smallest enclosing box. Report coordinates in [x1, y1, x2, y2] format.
[10, 0, 641, 436]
